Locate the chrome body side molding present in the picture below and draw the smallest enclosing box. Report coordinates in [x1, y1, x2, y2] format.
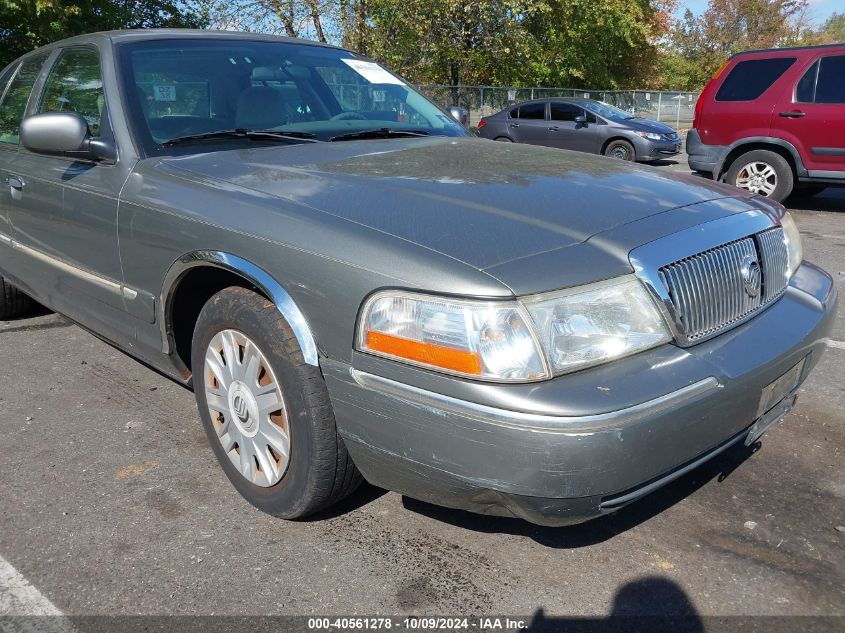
[159, 250, 319, 366]
[350, 368, 721, 434]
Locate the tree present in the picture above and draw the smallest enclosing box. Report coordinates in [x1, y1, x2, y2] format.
[659, 0, 809, 89]
[799, 12, 844, 45]
[0, 1, 207, 68]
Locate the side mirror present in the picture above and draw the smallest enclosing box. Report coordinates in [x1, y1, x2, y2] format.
[574, 115, 588, 126]
[20, 112, 115, 162]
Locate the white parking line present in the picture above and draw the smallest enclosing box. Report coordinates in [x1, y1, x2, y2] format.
[0, 554, 78, 632]
[827, 339, 845, 350]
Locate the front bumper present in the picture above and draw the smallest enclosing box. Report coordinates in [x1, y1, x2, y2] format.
[323, 263, 836, 526]
[636, 137, 682, 161]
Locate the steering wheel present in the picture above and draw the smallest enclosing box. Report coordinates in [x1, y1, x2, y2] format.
[330, 111, 368, 121]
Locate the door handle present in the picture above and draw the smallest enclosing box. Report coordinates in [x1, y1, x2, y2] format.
[779, 111, 806, 118]
[6, 176, 24, 190]
[509, 123, 519, 128]
[548, 126, 560, 131]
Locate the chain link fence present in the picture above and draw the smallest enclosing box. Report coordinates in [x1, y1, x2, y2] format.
[416, 85, 700, 130]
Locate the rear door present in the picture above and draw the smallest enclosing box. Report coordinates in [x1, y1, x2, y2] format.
[508, 102, 550, 146]
[771, 52, 845, 174]
[548, 102, 598, 153]
[701, 54, 797, 146]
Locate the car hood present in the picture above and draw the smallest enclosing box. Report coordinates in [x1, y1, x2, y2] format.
[621, 117, 677, 135]
[162, 136, 747, 272]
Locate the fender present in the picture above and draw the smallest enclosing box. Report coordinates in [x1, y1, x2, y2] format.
[717, 136, 808, 179]
[159, 250, 319, 366]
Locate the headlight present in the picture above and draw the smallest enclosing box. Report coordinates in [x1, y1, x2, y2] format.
[522, 276, 672, 375]
[357, 292, 549, 382]
[357, 277, 672, 382]
[781, 212, 803, 277]
[637, 131, 662, 141]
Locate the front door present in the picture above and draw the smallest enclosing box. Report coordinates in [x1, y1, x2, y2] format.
[548, 102, 598, 153]
[772, 53, 845, 175]
[7, 45, 131, 336]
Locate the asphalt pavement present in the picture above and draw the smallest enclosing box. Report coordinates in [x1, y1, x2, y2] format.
[0, 155, 843, 629]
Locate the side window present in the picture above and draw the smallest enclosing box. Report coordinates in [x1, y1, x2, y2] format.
[795, 61, 818, 104]
[715, 58, 796, 102]
[509, 107, 519, 119]
[814, 55, 845, 104]
[550, 102, 583, 122]
[0, 53, 49, 145]
[585, 110, 597, 123]
[38, 47, 104, 137]
[518, 103, 545, 120]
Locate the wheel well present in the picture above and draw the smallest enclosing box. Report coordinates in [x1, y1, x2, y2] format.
[719, 143, 797, 180]
[601, 136, 633, 154]
[168, 266, 270, 373]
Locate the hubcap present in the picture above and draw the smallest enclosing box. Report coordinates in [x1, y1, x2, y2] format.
[735, 161, 777, 196]
[204, 329, 290, 487]
[611, 146, 630, 160]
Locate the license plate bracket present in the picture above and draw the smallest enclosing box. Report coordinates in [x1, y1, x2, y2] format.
[745, 357, 806, 446]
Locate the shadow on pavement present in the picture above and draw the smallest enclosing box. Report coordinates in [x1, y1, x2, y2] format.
[401, 440, 761, 548]
[523, 576, 703, 632]
[787, 188, 845, 213]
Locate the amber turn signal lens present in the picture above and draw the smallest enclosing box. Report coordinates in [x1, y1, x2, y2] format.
[365, 330, 483, 375]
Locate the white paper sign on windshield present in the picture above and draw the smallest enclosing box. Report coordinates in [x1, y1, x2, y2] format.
[341, 59, 405, 85]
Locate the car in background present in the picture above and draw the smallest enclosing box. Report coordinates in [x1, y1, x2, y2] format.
[477, 98, 681, 162]
[687, 43, 845, 202]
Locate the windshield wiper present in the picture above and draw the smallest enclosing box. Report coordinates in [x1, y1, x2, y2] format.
[162, 128, 320, 146]
[329, 128, 429, 142]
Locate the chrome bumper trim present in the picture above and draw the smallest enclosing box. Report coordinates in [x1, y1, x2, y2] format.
[350, 369, 721, 434]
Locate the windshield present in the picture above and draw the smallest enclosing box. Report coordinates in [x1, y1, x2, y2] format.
[117, 38, 466, 153]
[582, 101, 635, 121]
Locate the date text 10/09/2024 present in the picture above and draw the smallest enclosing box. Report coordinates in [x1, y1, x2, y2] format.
[307, 617, 528, 630]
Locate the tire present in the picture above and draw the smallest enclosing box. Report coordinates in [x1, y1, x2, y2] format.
[191, 286, 361, 519]
[494, 136, 513, 142]
[603, 139, 635, 161]
[725, 150, 793, 202]
[0, 276, 32, 320]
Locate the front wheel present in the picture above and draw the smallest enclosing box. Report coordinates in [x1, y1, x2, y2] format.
[725, 150, 793, 202]
[603, 139, 635, 161]
[191, 286, 361, 519]
[0, 276, 33, 320]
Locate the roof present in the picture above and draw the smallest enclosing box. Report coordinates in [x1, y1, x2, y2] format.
[27, 28, 344, 54]
[731, 42, 845, 58]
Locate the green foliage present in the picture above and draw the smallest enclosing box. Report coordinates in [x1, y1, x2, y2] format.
[799, 12, 844, 45]
[658, 0, 810, 90]
[363, 0, 671, 89]
[0, 0, 207, 69]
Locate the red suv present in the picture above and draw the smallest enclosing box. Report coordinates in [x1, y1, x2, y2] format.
[687, 44, 845, 202]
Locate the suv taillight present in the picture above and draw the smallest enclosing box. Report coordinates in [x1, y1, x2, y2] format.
[694, 59, 730, 129]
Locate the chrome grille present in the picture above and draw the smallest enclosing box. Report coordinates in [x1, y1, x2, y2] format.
[658, 227, 788, 342]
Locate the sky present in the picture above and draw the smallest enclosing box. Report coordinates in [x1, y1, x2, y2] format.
[674, 0, 841, 26]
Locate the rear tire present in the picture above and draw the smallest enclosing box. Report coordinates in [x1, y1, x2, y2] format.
[191, 286, 361, 519]
[494, 136, 513, 142]
[0, 276, 33, 320]
[725, 150, 793, 202]
[604, 139, 635, 161]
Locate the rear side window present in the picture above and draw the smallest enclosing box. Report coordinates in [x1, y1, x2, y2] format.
[715, 57, 796, 102]
[0, 53, 49, 145]
[518, 103, 545, 120]
[550, 102, 582, 122]
[39, 47, 105, 137]
[815, 55, 845, 104]
[795, 61, 818, 103]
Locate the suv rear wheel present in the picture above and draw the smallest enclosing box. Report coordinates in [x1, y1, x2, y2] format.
[725, 149, 793, 202]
